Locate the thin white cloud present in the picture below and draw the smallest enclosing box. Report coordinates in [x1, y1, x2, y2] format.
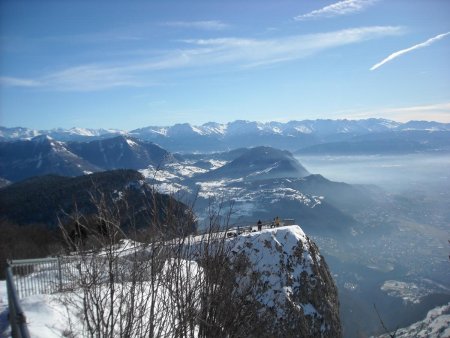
[340, 102, 450, 122]
[162, 20, 229, 31]
[295, 0, 378, 21]
[43, 65, 145, 91]
[0, 76, 41, 87]
[2, 26, 403, 91]
[384, 102, 450, 122]
[175, 26, 403, 68]
[370, 32, 450, 70]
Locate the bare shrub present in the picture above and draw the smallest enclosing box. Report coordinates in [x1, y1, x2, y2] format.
[58, 187, 269, 337]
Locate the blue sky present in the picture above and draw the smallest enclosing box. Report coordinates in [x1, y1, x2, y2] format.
[1, 0, 449, 130]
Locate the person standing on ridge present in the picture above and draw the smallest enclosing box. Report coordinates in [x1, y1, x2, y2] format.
[275, 216, 280, 227]
[257, 219, 262, 231]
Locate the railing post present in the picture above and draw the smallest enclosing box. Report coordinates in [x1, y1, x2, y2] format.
[57, 256, 63, 292]
[6, 261, 31, 338]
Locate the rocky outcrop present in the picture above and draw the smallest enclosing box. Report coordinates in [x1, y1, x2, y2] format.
[230, 225, 341, 337]
[376, 302, 450, 338]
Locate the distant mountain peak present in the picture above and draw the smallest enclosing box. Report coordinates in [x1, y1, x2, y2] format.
[198, 146, 309, 181]
[30, 134, 67, 151]
[166, 123, 205, 137]
[66, 136, 171, 172]
[0, 136, 99, 182]
[31, 134, 54, 143]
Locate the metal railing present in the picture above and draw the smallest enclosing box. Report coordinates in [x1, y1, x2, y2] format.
[7, 255, 124, 299]
[7, 220, 297, 298]
[6, 254, 124, 336]
[225, 218, 295, 235]
[7, 257, 82, 299]
[7, 253, 143, 300]
[8, 257, 61, 299]
[6, 263, 31, 338]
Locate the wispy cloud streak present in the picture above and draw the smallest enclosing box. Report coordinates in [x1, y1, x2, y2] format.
[0, 76, 41, 87]
[2, 26, 403, 91]
[295, 0, 378, 21]
[370, 32, 450, 70]
[162, 20, 229, 31]
[341, 102, 450, 122]
[179, 26, 402, 68]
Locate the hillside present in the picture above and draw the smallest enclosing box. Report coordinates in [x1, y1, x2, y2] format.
[0, 135, 173, 183]
[0, 169, 195, 235]
[140, 146, 372, 237]
[0, 135, 100, 182]
[0, 139, 365, 237]
[67, 135, 171, 170]
[197, 146, 310, 181]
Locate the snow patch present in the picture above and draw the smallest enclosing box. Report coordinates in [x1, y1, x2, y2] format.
[209, 160, 227, 170]
[125, 138, 138, 147]
[381, 280, 432, 304]
[295, 126, 313, 134]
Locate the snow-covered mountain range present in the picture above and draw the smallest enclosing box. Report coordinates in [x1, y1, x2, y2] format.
[0, 126, 124, 141]
[2, 119, 450, 153]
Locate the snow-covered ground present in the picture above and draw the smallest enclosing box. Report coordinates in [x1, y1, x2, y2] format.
[0, 280, 10, 336]
[12, 293, 70, 338]
[1, 225, 339, 337]
[1, 259, 203, 338]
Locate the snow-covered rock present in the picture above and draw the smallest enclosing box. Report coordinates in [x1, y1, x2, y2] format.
[230, 225, 341, 337]
[376, 302, 450, 338]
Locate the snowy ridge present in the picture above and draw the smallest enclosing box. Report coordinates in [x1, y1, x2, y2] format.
[376, 302, 450, 338]
[3, 120, 450, 154]
[3, 119, 449, 143]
